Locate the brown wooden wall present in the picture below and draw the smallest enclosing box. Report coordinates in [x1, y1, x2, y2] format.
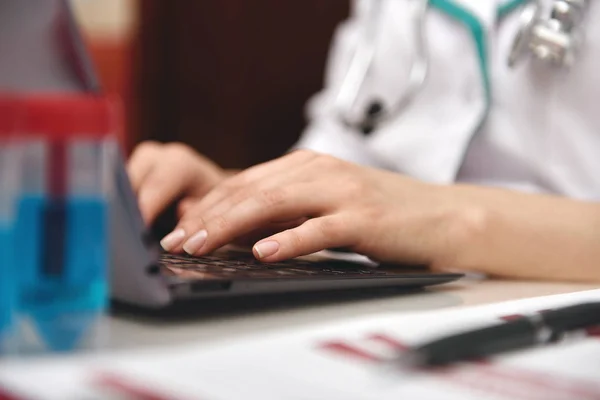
[132, 1, 349, 169]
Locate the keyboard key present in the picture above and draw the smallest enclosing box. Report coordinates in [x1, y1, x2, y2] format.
[160, 250, 389, 280]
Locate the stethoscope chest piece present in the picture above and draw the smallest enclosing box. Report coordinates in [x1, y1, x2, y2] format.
[508, 0, 590, 69]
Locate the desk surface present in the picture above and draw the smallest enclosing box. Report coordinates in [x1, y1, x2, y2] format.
[107, 278, 598, 351]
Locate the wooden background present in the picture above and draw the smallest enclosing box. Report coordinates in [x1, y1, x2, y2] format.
[128, 1, 350, 169]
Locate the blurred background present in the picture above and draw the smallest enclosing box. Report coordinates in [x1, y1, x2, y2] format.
[72, 0, 349, 168]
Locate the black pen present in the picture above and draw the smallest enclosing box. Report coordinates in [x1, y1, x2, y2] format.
[396, 301, 600, 368]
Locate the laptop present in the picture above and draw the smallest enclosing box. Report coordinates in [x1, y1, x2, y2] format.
[110, 154, 462, 308]
[5, 0, 463, 309]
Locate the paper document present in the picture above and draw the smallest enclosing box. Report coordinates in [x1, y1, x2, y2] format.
[0, 289, 599, 399]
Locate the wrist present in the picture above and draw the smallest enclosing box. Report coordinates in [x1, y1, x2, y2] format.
[428, 190, 491, 273]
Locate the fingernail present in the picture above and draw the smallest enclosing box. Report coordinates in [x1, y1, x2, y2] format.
[183, 230, 208, 255]
[159, 228, 186, 251]
[254, 241, 280, 259]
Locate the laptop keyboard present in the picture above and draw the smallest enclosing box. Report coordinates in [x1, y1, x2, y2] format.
[160, 250, 393, 280]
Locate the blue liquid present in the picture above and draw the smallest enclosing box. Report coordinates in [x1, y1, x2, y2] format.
[0, 225, 15, 353]
[14, 195, 108, 352]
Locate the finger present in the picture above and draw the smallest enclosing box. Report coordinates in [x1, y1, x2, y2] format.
[187, 150, 318, 220]
[136, 151, 201, 224]
[177, 197, 200, 218]
[252, 215, 358, 262]
[153, 196, 200, 254]
[183, 169, 311, 227]
[180, 152, 324, 228]
[137, 174, 188, 225]
[177, 183, 333, 256]
[163, 200, 208, 253]
[231, 218, 307, 246]
[127, 141, 162, 194]
[166, 216, 306, 254]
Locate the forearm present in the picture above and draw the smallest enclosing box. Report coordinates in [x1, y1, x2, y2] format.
[439, 185, 600, 282]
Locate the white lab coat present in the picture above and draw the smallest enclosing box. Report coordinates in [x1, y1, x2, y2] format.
[295, 0, 600, 200]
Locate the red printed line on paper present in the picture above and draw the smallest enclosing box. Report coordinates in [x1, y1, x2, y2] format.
[499, 313, 524, 322]
[499, 309, 554, 322]
[366, 333, 409, 351]
[585, 326, 600, 338]
[0, 387, 26, 400]
[478, 364, 600, 400]
[437, 368, 551, 400]
[318, 333, 600, 400]
[95, 374, 194, 400]
[319, 341, 382, 362]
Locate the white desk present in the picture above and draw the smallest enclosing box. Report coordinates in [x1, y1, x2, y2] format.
[106, 279, 599, 350]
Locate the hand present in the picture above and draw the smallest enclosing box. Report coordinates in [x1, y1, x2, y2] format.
[161, 150, 472, 268]
[127, 141, 227, 225]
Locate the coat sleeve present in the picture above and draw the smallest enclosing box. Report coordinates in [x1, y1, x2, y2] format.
[291, 0, 394, 169]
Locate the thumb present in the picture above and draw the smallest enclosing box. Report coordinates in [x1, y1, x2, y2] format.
[252, 216, 357, 261]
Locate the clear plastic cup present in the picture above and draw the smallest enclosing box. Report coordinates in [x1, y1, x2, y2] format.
[0, 97, 21, 355]
[14, 94, 119, 354]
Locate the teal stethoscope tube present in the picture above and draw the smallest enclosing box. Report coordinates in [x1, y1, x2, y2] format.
[335, 0, 530, 133]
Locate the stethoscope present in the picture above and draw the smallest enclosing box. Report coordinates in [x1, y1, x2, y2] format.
[334, 0, 591, 134]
